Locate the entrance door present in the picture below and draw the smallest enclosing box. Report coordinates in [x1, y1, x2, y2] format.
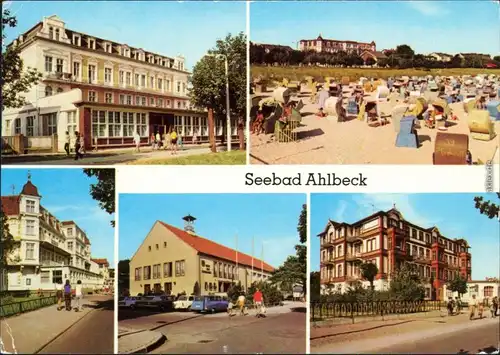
[154, 283, 161, 294]
[164, 282, 172, 295]
[144, 284, 151, 295]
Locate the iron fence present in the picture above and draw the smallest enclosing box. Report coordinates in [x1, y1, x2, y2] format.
[0, 295, 57, 318]
[311, 300, 444, 321]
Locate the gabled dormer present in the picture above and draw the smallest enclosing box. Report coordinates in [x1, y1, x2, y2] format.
[42, 15, 71, 44]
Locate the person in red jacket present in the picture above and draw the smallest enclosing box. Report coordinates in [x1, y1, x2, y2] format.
[253, 288, 263, 318]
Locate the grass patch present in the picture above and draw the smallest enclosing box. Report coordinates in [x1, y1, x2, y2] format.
[251, 65, 498, 82]
[129, 149, 246, 165]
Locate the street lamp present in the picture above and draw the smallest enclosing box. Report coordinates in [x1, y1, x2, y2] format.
[206, 53, 231, 152]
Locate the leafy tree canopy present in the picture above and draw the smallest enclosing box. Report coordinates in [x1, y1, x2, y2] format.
[2, 9, 42, 110]
[389, 263, 426, 301]
[446, 275, 468, 297]
[474, 193, 500, 220]
[83, 169, 115, 227]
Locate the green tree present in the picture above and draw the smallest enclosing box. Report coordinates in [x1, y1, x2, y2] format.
[389, 263, 425, 301]
[395, 44, 415, 59]
[446, 275, 468, 299]
[474, 193, 500, 220]
[117, 259, 130, 296]
[248, 280, 282, 306]
[359, 262, 379, 290]
[493, 55, 500, 62]
[0, 208, 18, 291]
[189, 32, 246, 151]
[83, 169, 115, 227]
[227, 281, 244, 302]
[2, 9, 43, 110]
[310, 271, 321, 302]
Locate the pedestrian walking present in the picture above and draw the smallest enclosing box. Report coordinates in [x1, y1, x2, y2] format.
[447, 297, 454, 316]
[253, 288, 263, 318]
[192, 132, 198, 145]
[178, 133, 184, 150]
[64, 131, 71, 156]
[469, 294, 478, 320]
[74, 280, 83, 312]
[455, 297, 462, 315]
[74, 132, 83, 160]
[79, 134, 86, 156]
[64, 280, 72, 311]
[156, 132, 162, 149]
[478, 299, 484, 319]
[150, 133, 156, 150]
[237, 293, 246, 316]
[133, 131, 141, 153]
[227, 300, 235, 317]
[492, 296, 498, 317]
[170, 129, 178, 155]
[56, 280, 64, 310]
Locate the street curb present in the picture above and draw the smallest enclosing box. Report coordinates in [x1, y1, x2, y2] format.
[310, 320, 413, 340]
[33, 307, 97, 354]
[119, 331, 167, 354]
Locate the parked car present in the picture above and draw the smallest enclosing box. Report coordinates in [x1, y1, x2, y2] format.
[191, 295, 228, 313]
[118, 296, 141, 309]
[173, 295, 195, 311]
[135, 295, 174, 312]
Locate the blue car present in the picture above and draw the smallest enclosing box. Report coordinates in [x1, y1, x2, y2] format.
[191, 295, 228, 313]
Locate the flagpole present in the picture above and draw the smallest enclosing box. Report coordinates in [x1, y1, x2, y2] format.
[235, 233, 238, 282]
[261, 242, 264, 276]
[251, 236, 254, 285]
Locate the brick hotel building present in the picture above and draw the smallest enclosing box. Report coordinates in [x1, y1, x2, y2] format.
[2, 15, 238, 153]
[318, 208, 472, 300]
[298, 34, 376, 54]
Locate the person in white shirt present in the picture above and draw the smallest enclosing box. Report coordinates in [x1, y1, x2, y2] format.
[469, 294, 478, 320]
[133, 131, 141, 153]
[74, 280, 83, 312]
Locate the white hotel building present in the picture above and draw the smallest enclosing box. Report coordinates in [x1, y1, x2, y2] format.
[1, 175, 109, 292]
[2, 15, 238, 153]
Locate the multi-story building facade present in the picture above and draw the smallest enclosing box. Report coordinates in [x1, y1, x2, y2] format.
[2, 15, 238, 152]
[91, 258, 114, 290]
[318, 208, 471, 300]
[444, 277, 500, 303]
[1, 174, 105, 292]
[299, 34, 376, 54]
[129, 216, 274, 296]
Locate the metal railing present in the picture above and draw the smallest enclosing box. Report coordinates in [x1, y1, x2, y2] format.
[310, 300, 443, 321]
[0, 294, 57, 318]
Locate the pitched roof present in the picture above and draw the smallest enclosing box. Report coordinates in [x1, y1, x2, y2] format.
[159, 221, 275, 273]
[91, 258, 109, 266]
[21, 181, 40, 197]
[1, 196, 20, 216]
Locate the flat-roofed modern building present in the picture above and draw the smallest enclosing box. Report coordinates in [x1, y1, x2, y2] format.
[129, 216, 274, 296]
[299, 34, 376, 54]
[318, 207, 472, 300]
[2, 15, 238, 153]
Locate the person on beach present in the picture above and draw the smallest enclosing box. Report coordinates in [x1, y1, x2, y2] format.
[170, 129, 178, 155]
[56, 279, 64, 310]
[74, 280, 83, 312]
[64, 280, 72, 311]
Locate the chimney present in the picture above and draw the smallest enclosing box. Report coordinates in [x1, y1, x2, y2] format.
[182, 214, 196, 234]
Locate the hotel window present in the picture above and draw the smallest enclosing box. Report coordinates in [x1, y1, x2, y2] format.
[67, 111, 77, 136]
[119, 94, 125, 105]
[177, 101, 181, 109]
[88, 91, 97, 102]
[88, 64, 96, 83]
[153, 264, 161, 279]
[177, 82, 181, 93]
[141, 75, 146, 87]
[182, 83, 186, 93]
[105, 43, 112, 53]
[135, 267, 142, 281]
[137, 113, 147, 136]
[108, 111, 121, 137]
[163, 262, 172, 277]
[135, 74, 140, 86]
[91, 110, 106, 137]
[49, 27, 54, 39]
[56, 58, 63, 73]
[175, 260, 185, 277]
[41, 113, 57, 136]
[68, 241, 73, 250]
[45, 56, 53, 72]
[119, 71, 124, 85]
[72, 34, 80, 46]
[72, 62, 80, 79]
[484, 286, 493, 297]
[158, 98, 164, 108]
[26, 200, 35, 213]
[143, 266, 151, 280]
[166, 79, 170, 91]
[141, 97, 146, 106]
[122, 112, 135, 137]
[26, 116, 34, 136]
[158, 78, 163, 90]
[150, 77, 154, 88]
[105, 92, 113, 104]
[412, 245, 417, 256]
[55, 28, 60, 41]
[166, 99, 171, 107]
[104, 68, 112, 84]
[88, 39, 95, 50]
[41, 271, 50, 283]
[135, 96, 140, 105]
[126, 95, 132, 105]
[26, 220, 35, 236]
[150, 97, 155, 106]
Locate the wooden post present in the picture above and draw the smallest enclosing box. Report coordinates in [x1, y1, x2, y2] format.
[238, 117, 245, 150]
[207, 108, 216, 153]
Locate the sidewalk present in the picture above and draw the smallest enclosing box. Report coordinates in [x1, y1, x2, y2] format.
[0, 299, 97, 354]
[311, 312, 500, 353]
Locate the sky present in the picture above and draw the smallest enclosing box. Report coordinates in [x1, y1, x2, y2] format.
[119, 194, 305, 268]
[3, 1, 246, 70]
[311, 193, 500, 280]
[1, 168, 115, 265]
[251, 1, 500, 57]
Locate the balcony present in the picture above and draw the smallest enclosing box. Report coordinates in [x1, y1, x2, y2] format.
[346, 275, 361, 283]
[45, 72, 73, 81]
[413, 255, 432, 264]
[345, 252, 363, 261]
[323, 256, 335, 265]
[321, 239, 334, 248]
[41, 260, 67, 267]
[346, 235, 363, 243]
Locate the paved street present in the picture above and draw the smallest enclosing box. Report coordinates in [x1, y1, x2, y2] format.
[312, 313, 500, 354]
[2, 146, 212, 165]
[38, 299, 114, 354]
[118, 302, 306, 354]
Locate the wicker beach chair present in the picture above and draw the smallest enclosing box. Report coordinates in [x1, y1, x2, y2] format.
[468, 110, 496, 141]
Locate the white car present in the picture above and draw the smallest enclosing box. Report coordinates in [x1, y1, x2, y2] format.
[173, 295, 195, 311]
[118, 296, 140, 309]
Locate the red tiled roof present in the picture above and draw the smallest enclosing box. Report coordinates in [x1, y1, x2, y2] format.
[1, 196, 20, 216]
[21, 181, 40, 197]
[91, 258, 109, 266]
[159, 221, 275, 273]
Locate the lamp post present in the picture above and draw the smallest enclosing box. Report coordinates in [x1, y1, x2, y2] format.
[206, 53, 231, 151]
